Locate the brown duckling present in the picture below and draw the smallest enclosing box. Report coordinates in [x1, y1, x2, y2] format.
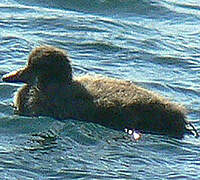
[2, 45, 198, 138]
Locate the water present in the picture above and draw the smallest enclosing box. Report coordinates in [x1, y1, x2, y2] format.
[0, 0, 200, 179]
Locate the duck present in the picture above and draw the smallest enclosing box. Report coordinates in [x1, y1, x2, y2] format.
[2, 45, 199, 138]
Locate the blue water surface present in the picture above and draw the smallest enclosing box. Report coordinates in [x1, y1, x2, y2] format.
[0, 0, 200, 179]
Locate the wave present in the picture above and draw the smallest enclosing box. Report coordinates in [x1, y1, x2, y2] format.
[14, 0, 168, 17]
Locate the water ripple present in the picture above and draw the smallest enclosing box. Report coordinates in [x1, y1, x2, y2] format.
[0, 0, 200, 179]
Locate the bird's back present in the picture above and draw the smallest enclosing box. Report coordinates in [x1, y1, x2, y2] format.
[14, 74, 187, 137]
[75, 75, 186, 137]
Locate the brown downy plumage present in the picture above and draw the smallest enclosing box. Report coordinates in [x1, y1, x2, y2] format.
[2, 45, 199, 138]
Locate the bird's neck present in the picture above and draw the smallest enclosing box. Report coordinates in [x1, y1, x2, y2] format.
[36, 77, 72, 94]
